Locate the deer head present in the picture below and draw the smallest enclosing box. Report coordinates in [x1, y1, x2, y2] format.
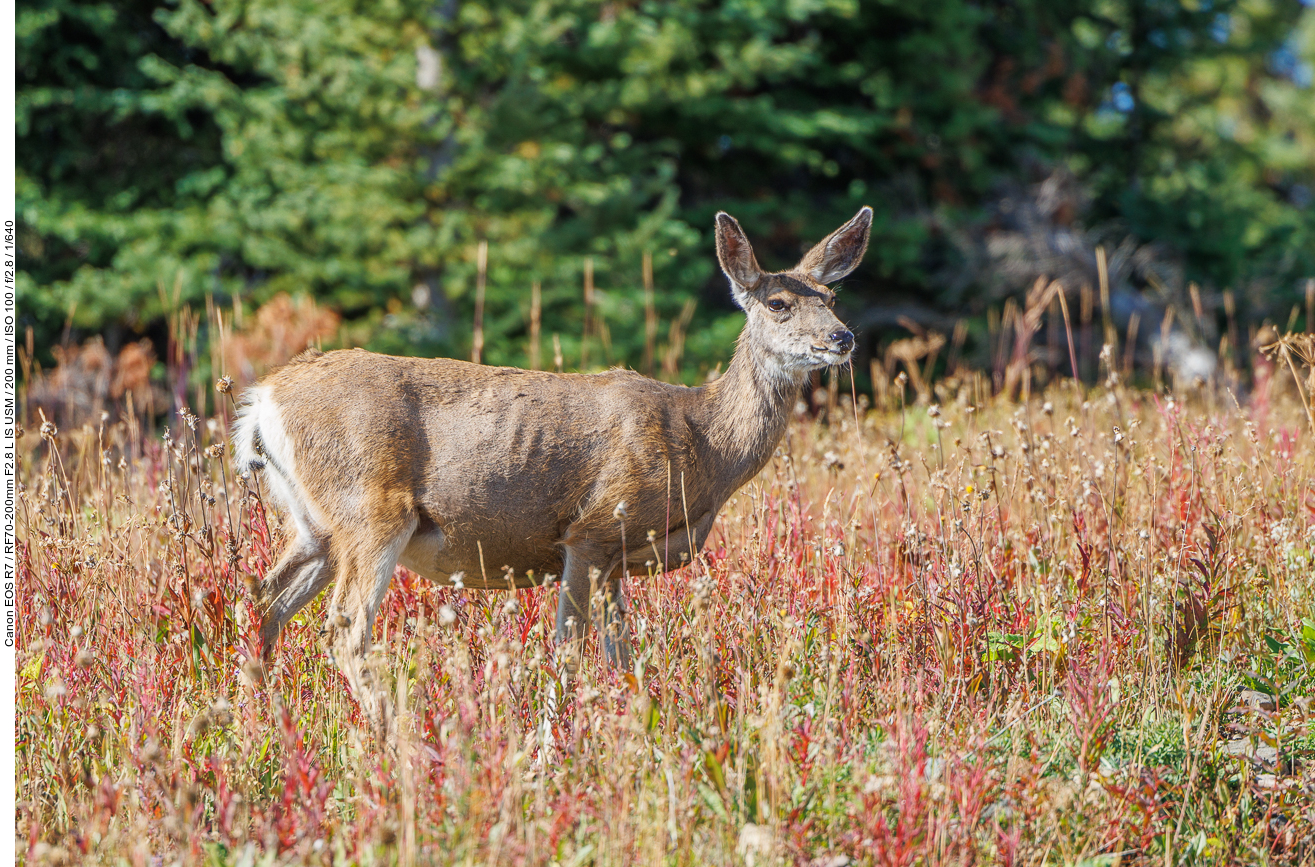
[714, 206, 871, 381]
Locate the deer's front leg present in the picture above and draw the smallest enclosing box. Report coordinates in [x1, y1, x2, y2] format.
[598, 566, 631, 672]
[554, 548, 629, 671]
[554, 549, 595, 675]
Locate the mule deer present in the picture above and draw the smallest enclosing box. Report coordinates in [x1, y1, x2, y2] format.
[233, 207, 871, 731]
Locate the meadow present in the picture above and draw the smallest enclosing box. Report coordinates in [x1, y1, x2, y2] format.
[15, 320, 1315, 866]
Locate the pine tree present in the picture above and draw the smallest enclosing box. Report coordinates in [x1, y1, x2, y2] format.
[16, 0, 1315, 375]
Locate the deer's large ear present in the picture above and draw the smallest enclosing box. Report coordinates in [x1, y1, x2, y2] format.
[715, 212, 764, 308]
[797, 206, 873, 285]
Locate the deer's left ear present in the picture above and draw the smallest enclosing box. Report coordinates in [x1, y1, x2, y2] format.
[715, 211, 765, 309]
[797, 206, 872, 285]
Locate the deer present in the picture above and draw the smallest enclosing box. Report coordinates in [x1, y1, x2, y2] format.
[232, 207, 871, 733]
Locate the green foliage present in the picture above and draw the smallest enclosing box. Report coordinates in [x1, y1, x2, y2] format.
[1078, 1, 1315, 304]
[16, 0, 1315, 374]
[1242, 619, 1315, 707]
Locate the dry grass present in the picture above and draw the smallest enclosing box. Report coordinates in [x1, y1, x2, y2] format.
[15, 343, 1315, 866]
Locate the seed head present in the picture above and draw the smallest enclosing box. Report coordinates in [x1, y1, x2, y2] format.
[216, 376, 234, 395]
[692, 576, 714, 609]
[239, 658, 265, 687]
[209, 698, 234, 728]
[44, 677, 67, 701]
[140, 738, 163, 766]
[185, 711, 212, 741]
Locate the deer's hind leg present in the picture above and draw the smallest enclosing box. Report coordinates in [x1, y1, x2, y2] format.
[324, 513, 418, 738]
[257, 532, 332, 655]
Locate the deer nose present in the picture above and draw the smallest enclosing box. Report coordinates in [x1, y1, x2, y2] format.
[830, 329, 854, 352]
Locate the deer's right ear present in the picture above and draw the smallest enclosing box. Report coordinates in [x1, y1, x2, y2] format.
[797, 206, 873, 285]
[715, 212, 763, 308]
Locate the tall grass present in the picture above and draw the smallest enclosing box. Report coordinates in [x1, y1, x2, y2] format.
[15, 313, 1315, 865]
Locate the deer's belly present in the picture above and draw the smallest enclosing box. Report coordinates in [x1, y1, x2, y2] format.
[398, 524, 564, 590]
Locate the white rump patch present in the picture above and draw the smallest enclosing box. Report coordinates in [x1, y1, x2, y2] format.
[231, 388, 265, 474]
[234, 386, 324, 539]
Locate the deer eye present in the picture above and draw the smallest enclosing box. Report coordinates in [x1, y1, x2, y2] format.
[766, 298, 788, 312]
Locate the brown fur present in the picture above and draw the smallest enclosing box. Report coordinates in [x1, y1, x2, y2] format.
[234, 208, 872, 733]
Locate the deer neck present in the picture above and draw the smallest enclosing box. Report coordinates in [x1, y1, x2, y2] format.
[697, 330, 807, 492]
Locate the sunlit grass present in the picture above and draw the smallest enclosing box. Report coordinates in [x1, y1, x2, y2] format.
[16, 363, 1315, 865]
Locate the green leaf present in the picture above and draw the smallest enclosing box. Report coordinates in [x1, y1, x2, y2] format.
[704, 749, 726, 792]
[985, 632, 1025, 663]
[19, 652, 43, 683]
[1027, 631, 1063, 657]
[697, 781, 729, 822]
[1074, 854, 1123, 867]
[1242, 671, 1278, 698]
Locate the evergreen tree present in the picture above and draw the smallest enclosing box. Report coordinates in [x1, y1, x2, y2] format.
[16, 0, 1315, 376]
